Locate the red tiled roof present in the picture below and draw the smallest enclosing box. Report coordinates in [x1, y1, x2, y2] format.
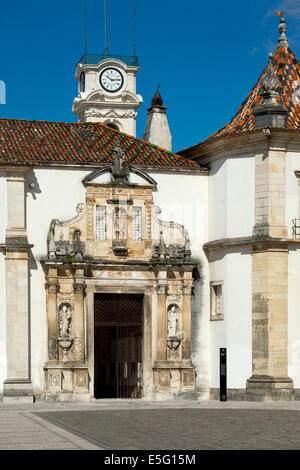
[0, 118, 200, 169]
[209, 44, 300, 139]
[178, 40, 300, 156]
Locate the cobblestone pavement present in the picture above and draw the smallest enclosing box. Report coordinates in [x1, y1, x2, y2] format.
[1, 400, 300, 450]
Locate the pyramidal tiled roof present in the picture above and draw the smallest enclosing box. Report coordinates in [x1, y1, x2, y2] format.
[209, 42, 300, 139]
[178, 17, 300, 155]
[0, 118, 200, 169]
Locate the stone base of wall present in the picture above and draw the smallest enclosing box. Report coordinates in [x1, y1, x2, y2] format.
[3, 380, 34, 403]
[44, 392, 90, 403]
[210, 387, 300, 402]
[154, 390, 198, 401]
[209, 388, 247, 401]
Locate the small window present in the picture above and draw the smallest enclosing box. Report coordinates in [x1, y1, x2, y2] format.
[106, 123, 119, 131]
[96, 205, 107, 240]
[132, 207, 142, 241]
[210, 282, 224, 321]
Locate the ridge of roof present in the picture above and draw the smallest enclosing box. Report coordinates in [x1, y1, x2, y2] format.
[0, 117, 201, 169]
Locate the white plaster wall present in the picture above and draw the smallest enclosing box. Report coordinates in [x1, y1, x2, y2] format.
[285, 152, 300, 238]
[0, 172, 7, 393]
[287, 247, 300, 387]
[286, 152, 300, 388]
[209, 247, 252, 389]
[0, 171, 7, 243]
[0, 253, 6, 394]
[26, 168, 89, 394]
[208, 156, 255, 241]
[150, 172, 208, 258]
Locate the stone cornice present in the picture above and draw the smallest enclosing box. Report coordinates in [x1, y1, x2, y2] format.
[0, 241, 34, 251]
[0, 162, 208, 175]
[179, 128, 300, 163]
[203, 235, 300, 252]
[41, 259, 195, 270]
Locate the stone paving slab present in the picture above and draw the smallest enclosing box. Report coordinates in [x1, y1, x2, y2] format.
[34, 408, 300, 450]
[1, 400, 300, 450]
[0, 410, 100, 450]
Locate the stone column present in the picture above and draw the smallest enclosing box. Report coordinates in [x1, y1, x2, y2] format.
[182, 270, 193, 362]
[4, 169, 33, 402]
[46, 269, 59, 361]
[73, 270, 86, 363]
[247, 147, 293, 400]
[156, 268, 168, 362]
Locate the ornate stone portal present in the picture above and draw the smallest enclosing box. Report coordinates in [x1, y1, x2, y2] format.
[42, 147, 196, 401]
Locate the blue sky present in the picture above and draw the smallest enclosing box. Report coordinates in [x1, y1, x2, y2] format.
[0, 0, 300, 151]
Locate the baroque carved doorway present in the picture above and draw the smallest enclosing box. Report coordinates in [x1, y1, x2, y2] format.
[94, 293, 143, 399]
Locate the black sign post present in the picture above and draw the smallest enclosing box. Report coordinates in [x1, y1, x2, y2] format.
[220, 348, 227, 401]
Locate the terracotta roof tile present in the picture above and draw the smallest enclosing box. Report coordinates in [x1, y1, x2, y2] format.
[208, 44, 300, 139]
[178, 40, 300, 157]
[0, 118, 200, 169]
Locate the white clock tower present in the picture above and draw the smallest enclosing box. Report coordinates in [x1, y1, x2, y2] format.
[72, 54, 143, 137]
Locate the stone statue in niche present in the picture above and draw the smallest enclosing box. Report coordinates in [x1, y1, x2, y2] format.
[59, 304, 71, 337]
[113, 207, 127, 242]
[167, 305, 178, 337]
[118, 208, 127, 242]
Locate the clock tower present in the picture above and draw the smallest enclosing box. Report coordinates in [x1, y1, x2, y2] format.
[72, 54, 143, 137]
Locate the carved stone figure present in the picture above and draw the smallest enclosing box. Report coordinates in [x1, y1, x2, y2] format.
[111, 142, 129, 184]
[113, 207, 127, 242]
[113, 142, 125, 169]
[59, 304, 71, 337]
[167, 305, 178, 337]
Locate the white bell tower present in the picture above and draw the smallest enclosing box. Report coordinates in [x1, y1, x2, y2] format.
[72, 55, 143, 136]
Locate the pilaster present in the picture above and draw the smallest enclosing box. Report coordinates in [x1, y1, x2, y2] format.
[247, 145, 293, 400]
[73, 270, 86, 363]
[3, 168, 34, 402]
[45, 269, 59, 361]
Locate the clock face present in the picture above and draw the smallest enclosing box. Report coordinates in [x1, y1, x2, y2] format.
[100, 68, 124, 92]
[80, 72, 85, 92]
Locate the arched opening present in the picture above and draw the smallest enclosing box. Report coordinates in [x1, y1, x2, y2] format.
[105, 122, 119, 131]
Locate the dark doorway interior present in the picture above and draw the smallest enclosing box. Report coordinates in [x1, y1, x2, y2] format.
[94, 293, 143, 399]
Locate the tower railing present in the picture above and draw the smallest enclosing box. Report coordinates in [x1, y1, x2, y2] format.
[78, 53, 139, 67]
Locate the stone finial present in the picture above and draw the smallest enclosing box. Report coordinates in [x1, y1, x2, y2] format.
[158, 231, 167, 259]
[253, 55, 288, 128]
[184, 230, 191, 261]
[278, 16, 288, 46]
[260, 59, 281, 105]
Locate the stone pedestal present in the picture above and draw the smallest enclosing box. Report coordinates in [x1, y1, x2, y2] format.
[3, 380, 33, 403]
[44, 364, 89, 402]
[154, 363, 196, 400]
[246, 376, 294, 401]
